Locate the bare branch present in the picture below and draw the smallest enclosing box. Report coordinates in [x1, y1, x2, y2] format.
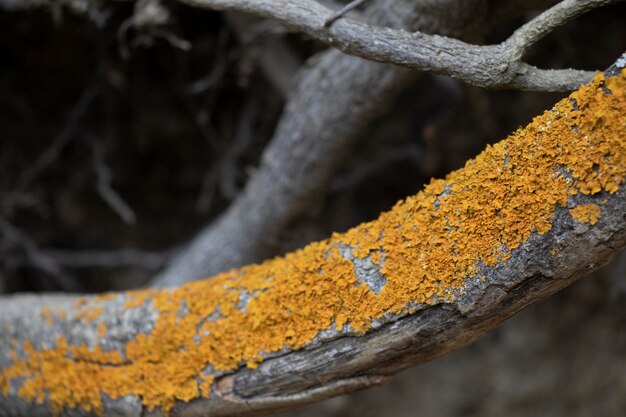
[153, 0, 488, 286]
[1, 66, 625, 416]
[324, 0, 369, 28]
[18, 86, 98, 190]
[89, 137, 137, 225]
[225, 12, 302, 98]
[118, 0, 191, 59]
[195, 90, 260, 212]
[0, 0, 613, 91]
[179, 0, 618, 91]
[0, 216, 81, 292]
[504, 0, 614, 57]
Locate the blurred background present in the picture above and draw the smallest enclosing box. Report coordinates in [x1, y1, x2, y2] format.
[0, 1, 625, 415]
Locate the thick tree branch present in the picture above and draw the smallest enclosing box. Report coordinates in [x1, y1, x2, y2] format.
[153, 0, 489, 286]
[1, 62, 624, 416]
[179, 0, 619, 91]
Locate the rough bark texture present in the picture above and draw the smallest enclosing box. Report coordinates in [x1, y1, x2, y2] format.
[178, 0, 614, 90]
[0, 58, 624, 417]
[153, 0, 488, 286]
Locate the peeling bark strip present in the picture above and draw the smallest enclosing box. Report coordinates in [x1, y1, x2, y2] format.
[1, 67, 626, 417]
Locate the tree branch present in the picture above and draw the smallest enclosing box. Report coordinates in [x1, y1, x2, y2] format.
[0, 216, 81, 292]
[504, 0, 613, 58]
[179, 0, 619, 91]
[0, 0, 615, 90]
[1, 61, 624, 416]
[152, 0, 489, 286]
[225, 12, 302, 99]
[89, 136, 137, 225]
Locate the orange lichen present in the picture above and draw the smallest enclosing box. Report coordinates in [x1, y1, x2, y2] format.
[570, 203, 602, 225]
[370, 251, 382, 266]
[41, 308, 54, 326]
[97, 322, 107, 339]
[1, 71, 625, 415]
[73, 297, 88, 308]
[123, 289, 153, 309]
[198, 375, 214, 398]
[41, 307, 68, 326]
[75, 306, 104, 324]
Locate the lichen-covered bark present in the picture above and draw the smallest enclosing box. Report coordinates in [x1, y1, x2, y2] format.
[0, 64, 625, 417]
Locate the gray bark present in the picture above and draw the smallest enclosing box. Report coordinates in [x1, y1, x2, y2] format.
[179, 0, 615, 91]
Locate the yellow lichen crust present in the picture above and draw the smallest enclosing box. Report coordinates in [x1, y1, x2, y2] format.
[1, 71, 625, 415]
[569, 203, 602, 225]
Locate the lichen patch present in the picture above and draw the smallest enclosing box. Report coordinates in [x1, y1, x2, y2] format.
[570, 203, 602, 225]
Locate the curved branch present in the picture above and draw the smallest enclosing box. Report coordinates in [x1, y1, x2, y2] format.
[179, 0, 619, 91]
[1, 60, 625, 417]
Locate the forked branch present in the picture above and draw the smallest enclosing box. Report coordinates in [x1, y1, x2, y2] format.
[178, 0, 620, 91]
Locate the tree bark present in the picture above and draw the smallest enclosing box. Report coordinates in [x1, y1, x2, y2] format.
[178, 0, 616, 90]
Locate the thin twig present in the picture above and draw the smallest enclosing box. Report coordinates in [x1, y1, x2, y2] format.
[323, 0, 369, 28]
[186, 24, 236, 95]
[0, 215, 81, 291]
[18, 86, 98, 189]
[119, 0, 190, 59]
[225, 12, 302, 98]
[196, 92, 259, 211]
[505, 0, 613, 58]
[89, 137, 137, 225]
